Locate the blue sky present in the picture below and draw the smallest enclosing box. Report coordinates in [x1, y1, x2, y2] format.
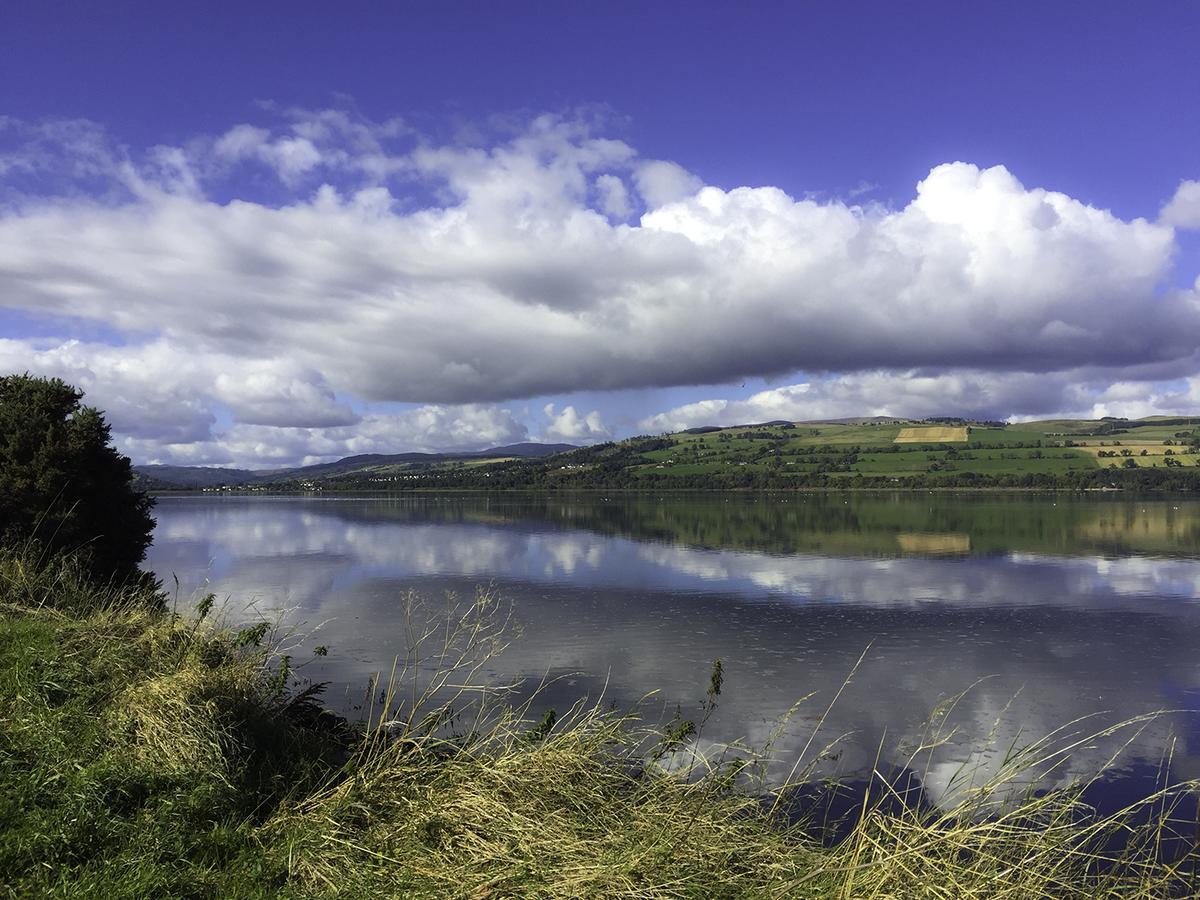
[2, 2, 1200, 466]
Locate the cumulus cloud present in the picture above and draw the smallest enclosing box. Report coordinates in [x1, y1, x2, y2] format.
[632, 159, 703, 208]
[637, 372, 1047, 432]
[638, 368, 1200, 432]
[0, 338, 357, 432]
[212, 363, 359, 428]
[0, 336, 527, 465]
[1084, 377, 1200, 420]
[593, 173, 632, 219]
[1, 109, 1198, 464]
[542, 403, 611, 443]
[1160, 179, 1200, 229]
[120, 405, 526, 468]
[215, 124, 333, 184]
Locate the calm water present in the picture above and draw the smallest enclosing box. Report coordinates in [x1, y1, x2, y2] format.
[145, 492, 1200, 810]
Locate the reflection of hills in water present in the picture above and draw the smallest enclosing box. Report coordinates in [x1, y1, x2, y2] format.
[144, 493, 1200, 813]
[237, 493, 1200, 559]
[148, 497, 1200, 616]
[895, 532, 971, 555]
[1077, 504, 1200, 553]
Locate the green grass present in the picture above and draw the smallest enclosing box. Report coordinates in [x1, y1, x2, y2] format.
[3, 548, 1200, 897]
[615, 418, 1197, 485]
[965, 427, 1047, 445]
[596, 422, 1105, 483]
[0, 551, 348, 898]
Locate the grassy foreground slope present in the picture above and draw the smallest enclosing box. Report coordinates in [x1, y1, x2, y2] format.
[3, 550, 1199, 897]
[320, 416, 1200, 491]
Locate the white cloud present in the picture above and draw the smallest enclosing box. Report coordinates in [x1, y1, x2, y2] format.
[0, 117, 119, 184]
[2, 110, 1199, 464]
[542, 403, 610, 443]
[119, 405, 526, 468]
[638, 373, 1010, 432]
[1160, 179, 1200, 229]
[638, 368, 1200, 432]
[212, 363, 359, 428]
[594, 173, 631, 219]
[0, 338, 218, 443]
[1085, 378, 1200, 420]
[214, 124, 271, 160]
[3, 133, 1188, 400]
[848, 179, 880, 198]
[0, 339, 357, 432]
[213, 125, 324, 183]
[0, 337, 528, 465]
[632, 158, 702, 208]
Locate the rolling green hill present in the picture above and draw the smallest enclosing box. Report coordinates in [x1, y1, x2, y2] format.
[136, 417, 1200, 492]
[319, 416, 1200, 491]
[133, 443, 578, 489]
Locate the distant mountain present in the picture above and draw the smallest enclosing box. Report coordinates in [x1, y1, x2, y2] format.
[133, 465, 262, 489]
[261, 452, 459, 482]
[682, 417, 931, 431]
[484, 442, 576, 457]
[133, 442, 579, 489]
[801, 416, 912, 425]
[682, 421, 796, 435]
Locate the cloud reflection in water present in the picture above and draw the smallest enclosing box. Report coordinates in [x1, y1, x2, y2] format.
[146, 494, 1200, 808]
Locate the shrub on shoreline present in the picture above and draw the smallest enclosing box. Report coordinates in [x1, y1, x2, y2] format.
[0, 374, 155, 584]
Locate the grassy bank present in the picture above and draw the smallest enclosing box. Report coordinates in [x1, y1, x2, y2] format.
[2, 550, 1199, 897]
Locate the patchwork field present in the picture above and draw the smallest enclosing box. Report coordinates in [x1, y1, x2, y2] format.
[895, 426, 970, 443]
[239, 414, 1200, 490]
[566, 416, 1200, 487]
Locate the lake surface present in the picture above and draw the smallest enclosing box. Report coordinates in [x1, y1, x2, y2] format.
[145, 492, 1200, 811]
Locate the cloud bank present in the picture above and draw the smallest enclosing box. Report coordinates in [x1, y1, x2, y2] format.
[638, 370, 1200, 433]
[1, 109, 1198, 464]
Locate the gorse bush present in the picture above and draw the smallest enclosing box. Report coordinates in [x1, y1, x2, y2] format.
[0, 373, 155, 584]
[2, 548, 1199, 897]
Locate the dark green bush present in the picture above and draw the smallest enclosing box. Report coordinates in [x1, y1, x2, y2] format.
[0, 374, 154, 583]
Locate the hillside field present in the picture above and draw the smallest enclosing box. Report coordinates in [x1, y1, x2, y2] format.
[148, 416, 1200, 491]
[529, 417, 1200, 485]
[894, 426, 970, 443]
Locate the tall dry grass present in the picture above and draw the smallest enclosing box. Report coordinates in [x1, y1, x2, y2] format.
[2, 546, 1198, 897]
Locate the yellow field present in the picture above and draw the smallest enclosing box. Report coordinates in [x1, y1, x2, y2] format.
[896, 532, 971, 554]
[894, 426, 969, 443]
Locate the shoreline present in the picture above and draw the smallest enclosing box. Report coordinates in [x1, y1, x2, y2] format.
[4, 548, 1199, 896]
